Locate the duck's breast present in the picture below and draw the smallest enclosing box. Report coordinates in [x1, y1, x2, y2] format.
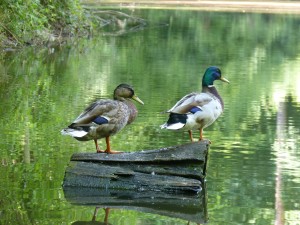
[200, 98, 223, 128]
[184, 98, 222, 130]
[124, 100, 138, 125]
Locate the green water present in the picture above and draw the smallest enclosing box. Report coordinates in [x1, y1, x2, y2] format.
[1, 8, 300, 225]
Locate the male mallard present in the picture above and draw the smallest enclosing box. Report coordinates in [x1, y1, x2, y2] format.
[61, 83, 144, 153]
[160, 66, 229, 142]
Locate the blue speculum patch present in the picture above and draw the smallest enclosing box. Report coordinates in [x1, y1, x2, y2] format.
[93, 116, 109, 125]
[190, 107, 201, 114]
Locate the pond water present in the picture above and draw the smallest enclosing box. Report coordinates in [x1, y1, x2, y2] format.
[1, 6, 300, 225]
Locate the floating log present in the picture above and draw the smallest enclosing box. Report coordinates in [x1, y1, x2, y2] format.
[63, 141, 210, 193]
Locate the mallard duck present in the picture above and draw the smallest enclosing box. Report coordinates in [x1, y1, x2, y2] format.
[61, 83, 144, 154]
[160, 66, 229, 142]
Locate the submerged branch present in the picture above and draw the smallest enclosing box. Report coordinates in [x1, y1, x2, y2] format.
[88, 9, 148, 36]
[0, 22, 21, 45]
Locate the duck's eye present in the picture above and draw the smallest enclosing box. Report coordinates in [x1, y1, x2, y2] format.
[213, 72, 220, 78]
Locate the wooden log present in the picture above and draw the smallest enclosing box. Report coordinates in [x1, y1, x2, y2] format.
[63, 141, 210, 193]
[70, 141, 208, 162]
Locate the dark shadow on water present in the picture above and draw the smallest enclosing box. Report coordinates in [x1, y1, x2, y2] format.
[64, 184, 208, 224]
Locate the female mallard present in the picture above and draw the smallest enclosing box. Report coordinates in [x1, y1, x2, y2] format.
[161, 66, 229, 142]
[61, 83, 144, 154]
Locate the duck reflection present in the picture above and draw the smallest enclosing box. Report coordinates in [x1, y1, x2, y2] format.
[64, 186, 207, 224]
[71, 207, 112, 225]
[71, 206, 204, 225]
[93, 208, 110, 224]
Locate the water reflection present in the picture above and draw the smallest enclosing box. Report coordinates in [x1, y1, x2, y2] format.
[273, 97, 300, 225]
[64, 186, 208, 224]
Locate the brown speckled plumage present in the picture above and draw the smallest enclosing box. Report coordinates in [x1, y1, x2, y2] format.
[61, 84, 144, 153]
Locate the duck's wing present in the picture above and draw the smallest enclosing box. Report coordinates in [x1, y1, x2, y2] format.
[72, 100, 118, 125]
[62, 100, 122, 138]
[167, 92, 212, 114]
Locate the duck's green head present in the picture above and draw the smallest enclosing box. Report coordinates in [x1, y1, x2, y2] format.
[114, 83, 144, 105]
[202, 66, 229, 87]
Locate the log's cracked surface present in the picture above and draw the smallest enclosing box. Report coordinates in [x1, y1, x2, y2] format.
[63, 141, 210, 193]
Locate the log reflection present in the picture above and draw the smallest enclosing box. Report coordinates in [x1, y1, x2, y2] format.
[65, 184, 208, 224]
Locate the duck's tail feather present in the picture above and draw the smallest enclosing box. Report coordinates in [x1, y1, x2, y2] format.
[61, 125, 89, 138]
[160, 113, 187, 130]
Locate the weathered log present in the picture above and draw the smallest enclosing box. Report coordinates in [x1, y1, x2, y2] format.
[63, 141, 210, 193]
[63, 185, 208, 224]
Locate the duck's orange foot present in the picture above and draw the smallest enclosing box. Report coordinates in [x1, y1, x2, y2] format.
[104, 149, 124, 154]
[199, 138, 212, 144]
[96, 149, 105, 153]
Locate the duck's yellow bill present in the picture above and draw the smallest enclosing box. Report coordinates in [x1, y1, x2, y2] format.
[132, 95, 144, 105]
[220, 77, 230, 83]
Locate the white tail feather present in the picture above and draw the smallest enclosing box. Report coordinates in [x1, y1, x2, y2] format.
[61, 128, 87, 138]
[160, 123, 185, 130]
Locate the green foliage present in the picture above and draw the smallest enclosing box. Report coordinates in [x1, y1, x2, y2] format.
[1, 8, 300, 225]
[0, 0, 90, 47]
